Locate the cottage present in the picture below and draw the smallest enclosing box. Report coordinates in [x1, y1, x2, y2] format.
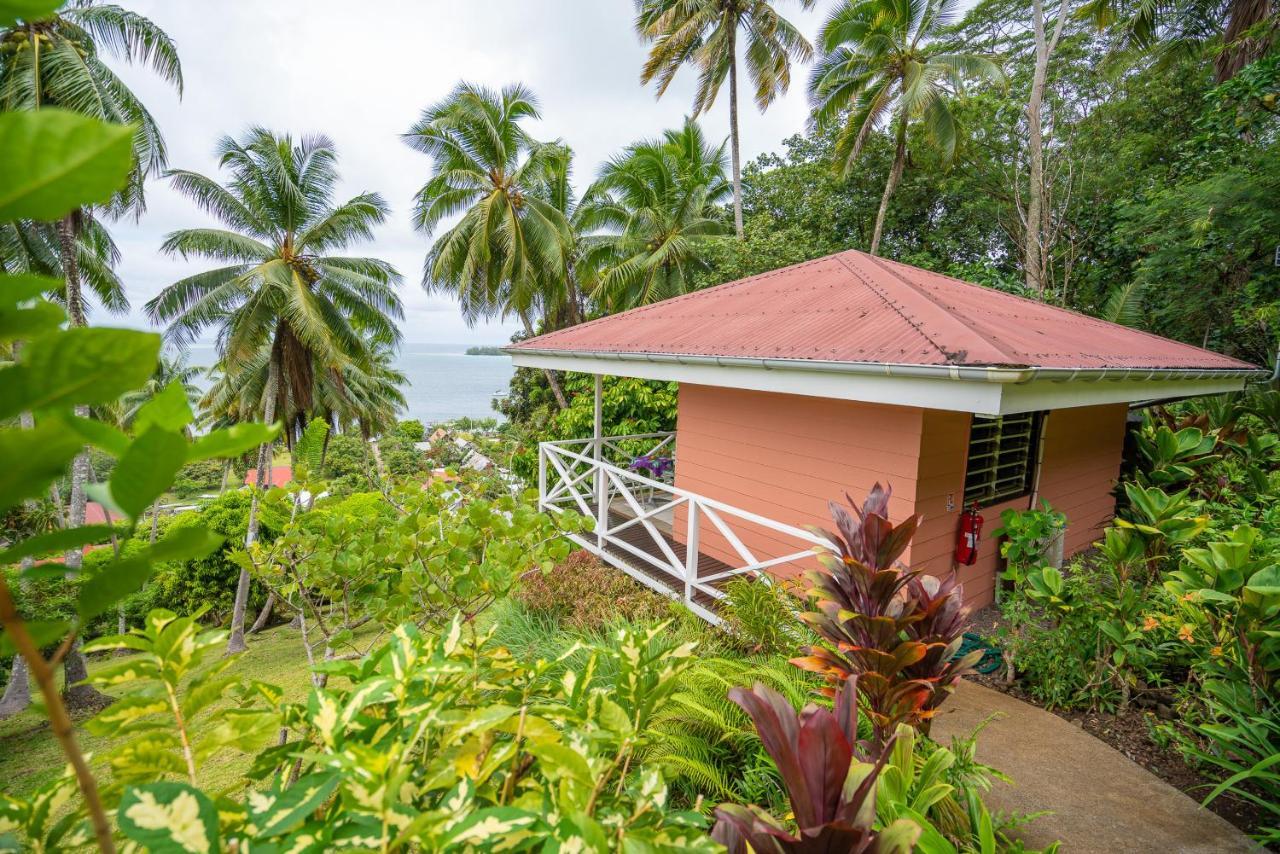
[507, 251, 1263, 623]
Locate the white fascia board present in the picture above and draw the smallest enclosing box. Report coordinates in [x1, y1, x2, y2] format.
[510, 351, 1005, 414]
[511, 351, 1253, 416]
[999, 375, 1249, 414]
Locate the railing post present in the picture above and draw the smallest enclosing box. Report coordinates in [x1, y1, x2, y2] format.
[684, 501, 699, 605]
[537, 443, 547, 511]
[593, 374, 605, 548]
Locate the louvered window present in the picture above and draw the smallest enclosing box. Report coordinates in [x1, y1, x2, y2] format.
[963, 413, 1044, 506]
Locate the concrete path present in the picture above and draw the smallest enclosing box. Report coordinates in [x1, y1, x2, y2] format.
[931, 680, 1257, 853]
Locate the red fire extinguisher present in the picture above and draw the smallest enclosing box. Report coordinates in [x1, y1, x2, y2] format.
[955, 503, 983, 566]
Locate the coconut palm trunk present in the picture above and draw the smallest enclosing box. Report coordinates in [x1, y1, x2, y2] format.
[55, 212, 112, 708]
[227, 354, 279, 654]
[1, 364, 38, 717]
[1217, 0, 1275, 81]
[727, 26, 745, 240]
[870, 119, 907, 256]
[522, 313, 569, 409]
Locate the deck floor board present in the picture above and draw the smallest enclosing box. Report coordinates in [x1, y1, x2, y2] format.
[587, 506, 733, 611]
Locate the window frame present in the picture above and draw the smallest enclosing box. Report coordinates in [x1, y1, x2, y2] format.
[962, 411, 1045, 508]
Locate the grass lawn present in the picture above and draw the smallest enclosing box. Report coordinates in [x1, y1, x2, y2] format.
[0, 624, 316, 801]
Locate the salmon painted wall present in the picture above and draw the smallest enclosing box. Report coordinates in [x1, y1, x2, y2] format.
[911, 403, 1129, 607]
[671, 383, 1128, 609]
[671, 384, 924, 581]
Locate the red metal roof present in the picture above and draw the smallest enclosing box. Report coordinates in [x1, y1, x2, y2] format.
[513, 251, 1257, 372]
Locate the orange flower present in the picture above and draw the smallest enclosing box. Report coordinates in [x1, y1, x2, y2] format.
[1142, 616, 1159, 632]
[1178, 624, 1195, 643]
[1181, 592, 1199, 603]
[1211, 646, 1223, 657]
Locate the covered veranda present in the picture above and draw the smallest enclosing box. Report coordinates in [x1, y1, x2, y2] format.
[535, 375, 828, 625]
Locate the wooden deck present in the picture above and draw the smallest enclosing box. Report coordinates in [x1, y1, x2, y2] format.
[587, 506, 735, 613]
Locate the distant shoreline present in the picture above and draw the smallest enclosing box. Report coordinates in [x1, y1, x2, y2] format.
[464, 346, 505, 356]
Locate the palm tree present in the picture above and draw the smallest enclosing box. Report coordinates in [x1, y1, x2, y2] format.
[808, 0, 1003, 255]
[1080, 0, 1275, 82]
[0, 216, 128, 316]
[147, 128, 403, 653]
[635, 0, 816, 239]
[405, 82, 572, 408]
[584, 118, 733, 311]
[528, 144, 603, 330]
[0, 1, 178, 708]
[120, 349, 203, 427]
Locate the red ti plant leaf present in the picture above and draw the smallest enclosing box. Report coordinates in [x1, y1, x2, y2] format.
[794, 483, 978, 746]
[711, 678, 921, 854]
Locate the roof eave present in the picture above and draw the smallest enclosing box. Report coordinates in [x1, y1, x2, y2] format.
[504, 346, 1266, 384]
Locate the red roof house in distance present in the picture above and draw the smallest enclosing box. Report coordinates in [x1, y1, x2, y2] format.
[508, 250, 1262, 619]
[245, 466, 293, 488]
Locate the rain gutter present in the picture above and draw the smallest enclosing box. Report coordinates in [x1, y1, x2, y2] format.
[505, 347, 1267, 385]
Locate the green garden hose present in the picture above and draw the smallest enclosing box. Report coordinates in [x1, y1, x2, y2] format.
[959, 632, 1003, 675]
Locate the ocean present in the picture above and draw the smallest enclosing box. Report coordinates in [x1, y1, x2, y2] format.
[396, 345, 516, 424]
[187, 343, 515, 425]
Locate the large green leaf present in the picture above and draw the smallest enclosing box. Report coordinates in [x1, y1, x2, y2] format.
[133, 381, 194, 433]
[0, 109, 135, 222]
[107, 427, 189, 519]
[60, 413, 130, 456]
[187, 422, 279, 463]
[1247, 566, 1280, 597]
[0, 422, 82, 513]
[77, 554, 152, 620]
[0, 525, 113, 567]
[117, 783, 220, 854]
[0, 327, 160, 420]
[77, 524, 220, 619]
[0, 274, 64, 339]
[0, 0, 63, 28]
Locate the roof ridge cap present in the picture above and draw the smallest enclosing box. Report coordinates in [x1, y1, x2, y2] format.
[831, 253, 954, 363]
[513, 253, 841, 347]
[867, 253, 1259, 368]
[856, 252, 1022, 364]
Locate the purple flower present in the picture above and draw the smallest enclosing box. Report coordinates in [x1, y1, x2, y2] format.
[629, 454, 673, 479]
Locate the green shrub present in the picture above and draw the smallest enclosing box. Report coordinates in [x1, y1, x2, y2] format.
[992, 500, 1066, 587]
[170, 458, 227, 498]
[321, 432, 375, 496]
[394, 418, 425, 442]
[719, 576, 811, 656]
[147, 491, 275, 625]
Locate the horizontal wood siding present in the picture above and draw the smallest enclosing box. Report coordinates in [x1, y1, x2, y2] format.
[912, 403, 1128, 608]
[672, 384, 924, 580]
[667, 384, 1126, 610]
[1036, 403, 1127, 555]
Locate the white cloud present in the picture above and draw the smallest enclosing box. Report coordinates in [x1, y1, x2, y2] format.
[104, 0, 829, 346]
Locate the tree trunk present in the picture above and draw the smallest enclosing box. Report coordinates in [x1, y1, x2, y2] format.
[56, 212, 114, 708]
[727, 27, 745, 240]
[3, 358, 36, 718]
[522, 313, 568, 409]
[62, 640, 111, 711]
[0, 656, 30, 719]
[249, 592, 275, 634]
[1216, 0, 1274, 82]
[869, 120, 907, 256]
[227, 355, 279, 654]
[1024, 0, 1067, 297]
[220, 458, 231, 494]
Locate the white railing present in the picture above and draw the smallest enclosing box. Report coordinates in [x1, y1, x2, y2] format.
[538, 433, 830, 624]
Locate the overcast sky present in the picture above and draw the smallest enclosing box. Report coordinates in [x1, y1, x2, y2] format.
[107, 0, 831, 347]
